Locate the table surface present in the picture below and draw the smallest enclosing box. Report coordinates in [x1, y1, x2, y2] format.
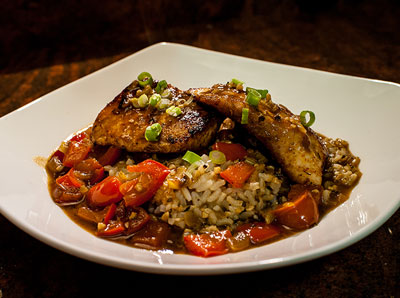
[1, 1, 399, 297]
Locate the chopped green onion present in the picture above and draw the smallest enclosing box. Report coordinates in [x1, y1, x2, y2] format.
[300, 110, 316, 127]
[130, 97, 140, 108]
[138, 94, 149, 107]
[246, 88, 261, 106]
[182, 150, 202, 164]
[137, 72, 153, 87]
[209, 150, 226, 165]
[241, 107, 249, 124]
[166, 106, 182, 117]
[145, 123, 162, 142]
[149, 94, 161, 106]
[157, 98, 170, 110]
[231, 78, 244, 86]
[155, 80, 168, 94]
[246, 87, 268, 98]
[161, 88, 171, 99]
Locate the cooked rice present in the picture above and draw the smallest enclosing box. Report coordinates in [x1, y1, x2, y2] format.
[105, 136, 361, 234]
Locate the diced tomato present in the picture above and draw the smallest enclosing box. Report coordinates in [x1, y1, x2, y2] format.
[236, 222, 280, 244]
[212, 142, 248, 161]
[121, 159, 170, 207]
[56, 168, 83, 188]
[63, 132, 93, 167]
[220, 161, 255, 188]
[184, 230, 232, 257]
[87, 176, 123, 207]
[96, 222, 125, 237]
[98, 146, 121, 166]
[273, 188, 319, 230]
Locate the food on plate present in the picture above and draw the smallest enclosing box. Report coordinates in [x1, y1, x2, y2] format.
[91, 75, 219, 153]
[46, 73, 361, 257]
[189, 83, 326, 185]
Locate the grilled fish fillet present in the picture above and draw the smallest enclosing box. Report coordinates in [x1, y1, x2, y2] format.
[91, 82, 219, 153]
[190, 84, 327, 185]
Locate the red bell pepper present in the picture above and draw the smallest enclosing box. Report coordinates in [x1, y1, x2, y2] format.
[56, 168, 83, 188]
[212, 142, 248, 161]
[86, 176, 123, 207]
[183, 230, 232, 257]
[236, 222, 280, 244]
[63, 132, 93, 167]
[103, 203, 117, 225]
[273, 188, 319, 230]
[121, 159, 170, 207]
[220, 161, 255, 188]
[96, 222, 125, 237]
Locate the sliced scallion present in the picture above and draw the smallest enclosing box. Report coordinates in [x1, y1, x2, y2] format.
[300, 110, 316, 127]
[137, 72, 153, 87]
[231, 78, 244, 86]
[157, 98, 170, 110]
[246, 87, 268, 98]
[246, 88, 261, 107]
[149, 94, 161, 107]
[138, 94, 149, 107]
[182, 150, 202, 164]
[155, 80, 168, 94]
[241, 107, 249, 124]
[166, 106, 182, 117]
[145, 123, 162, 142]
[130, 97, 140, 108]
[209, 150, 226, 165]
[161, 88, 171, 99]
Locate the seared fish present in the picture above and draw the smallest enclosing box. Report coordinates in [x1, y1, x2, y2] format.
[92, 82, 219, 153]
[190, 84, 326, 185]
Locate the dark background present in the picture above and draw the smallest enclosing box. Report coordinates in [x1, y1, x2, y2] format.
[1, 0, 399, 297]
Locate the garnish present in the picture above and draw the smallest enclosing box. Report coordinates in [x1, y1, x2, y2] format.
[182, 150, 202, 164]
[137, 72, 153, 87]
[300, 110, 316, 127]
[241, 107, 249, 124]
[145, 123, 162, 141]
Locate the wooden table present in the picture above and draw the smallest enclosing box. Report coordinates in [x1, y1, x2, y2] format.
[1, 1, 399, 297]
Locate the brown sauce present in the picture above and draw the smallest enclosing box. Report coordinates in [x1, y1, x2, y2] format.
[46, 131, 361, 256]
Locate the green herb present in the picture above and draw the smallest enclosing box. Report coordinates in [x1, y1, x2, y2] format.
[138, 94, 149, 107]
[166, 106, 182, 117]
[209, 150, 226, 165]
[155, 80, 168, 94]
[300, 110, 316, 127]
[145, 123, 162, 141]
[230, 78, 244, 86]
[246, 88, 261, 107]
[137, 72, 153, 87]
[246, 87, 268, 98]
[149, 94, 161, 107]
[182, 150, 202, 164]
[241, 107, 249, 124]
[157, 98, 170, 110]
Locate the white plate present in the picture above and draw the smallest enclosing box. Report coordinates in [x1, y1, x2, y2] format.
[1, 42, 399, 275]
